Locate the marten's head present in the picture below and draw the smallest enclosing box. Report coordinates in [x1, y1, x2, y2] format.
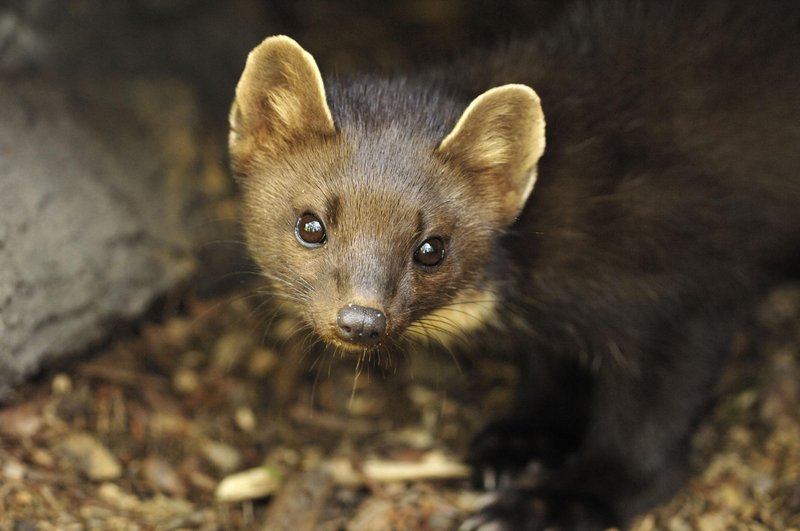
[229, 36, 545, 357]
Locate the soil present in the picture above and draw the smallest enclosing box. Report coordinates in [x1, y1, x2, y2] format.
[1, 283, 799, 530]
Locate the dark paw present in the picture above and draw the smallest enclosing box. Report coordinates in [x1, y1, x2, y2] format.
[467, 418, 576, 489]
[460, 486, 615, 531]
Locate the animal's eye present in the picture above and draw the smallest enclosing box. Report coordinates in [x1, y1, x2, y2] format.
[296, 213, 326, 247]
[414, 237, 445, 268]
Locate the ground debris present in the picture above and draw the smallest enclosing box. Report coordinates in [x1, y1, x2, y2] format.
[362, 451, 471, 483]
[57, 433, 122, 481]
[261, 465, 335, 531]
[142, 454, 188, 497]
[215, 466, 281, 503]
[1, 285, 799, 529]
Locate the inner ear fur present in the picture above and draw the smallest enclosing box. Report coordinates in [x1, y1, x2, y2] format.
[438, 84, 546, 225]
[229, 35, 335, 158]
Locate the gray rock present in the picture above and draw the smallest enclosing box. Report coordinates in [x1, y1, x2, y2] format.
[0, 76, 217, 400]
[0, 0, 274, 400]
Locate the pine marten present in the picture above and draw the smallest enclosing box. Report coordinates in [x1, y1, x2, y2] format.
[228, 1, 800, 528]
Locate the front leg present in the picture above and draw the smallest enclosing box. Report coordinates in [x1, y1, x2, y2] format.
[467, 352, 592, 487]
[465, 317, 728, 530]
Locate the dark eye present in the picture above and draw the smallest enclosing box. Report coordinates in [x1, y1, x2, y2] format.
[295, 213, 326, 247]
[414, 237, 445, 268]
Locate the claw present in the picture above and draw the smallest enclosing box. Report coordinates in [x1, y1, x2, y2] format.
[460, 491, 509, 531]
[497, 470, 514, 489]
[474, 491, 500, 509]
[482, 467, 498, 490]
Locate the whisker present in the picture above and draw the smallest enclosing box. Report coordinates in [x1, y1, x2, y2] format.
[198, 238, 252, 250]
[405, 320, 464, 374]
[186, 288, 265, 332]
[350, 359, 363, 409]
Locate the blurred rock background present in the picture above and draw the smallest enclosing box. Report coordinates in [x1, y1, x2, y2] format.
[0, 0, 564, 399]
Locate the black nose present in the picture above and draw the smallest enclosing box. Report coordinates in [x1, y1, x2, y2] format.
[335, 304, 387, 345]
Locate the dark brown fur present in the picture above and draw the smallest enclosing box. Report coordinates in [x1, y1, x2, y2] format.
[230, 2, 800, 528]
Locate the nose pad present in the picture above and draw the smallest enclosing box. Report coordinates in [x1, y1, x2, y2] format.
[335, 304, 387, 345]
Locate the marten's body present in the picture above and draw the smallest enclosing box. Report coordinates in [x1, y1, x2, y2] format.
[229, 2, 800, 528]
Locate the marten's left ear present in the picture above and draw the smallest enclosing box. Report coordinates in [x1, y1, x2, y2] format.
[437, 84, 545, 225]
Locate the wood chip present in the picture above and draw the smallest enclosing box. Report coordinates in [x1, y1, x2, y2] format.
[261, 465, 335, 531]
[142, 455, 187, 498]
[215, 467, 281, 503]
[362, 452, 470, 483]
[58, 433, 122, 481]
[201, 439, 242, 474]
[0, 402, 43, 438]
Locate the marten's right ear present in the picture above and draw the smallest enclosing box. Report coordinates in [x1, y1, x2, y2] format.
[437, 84, 545, 226]
[229, 35, 335, 160]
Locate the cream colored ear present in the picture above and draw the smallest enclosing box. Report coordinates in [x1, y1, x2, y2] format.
[438, 84, 545, 224]
[229, 35, 335, 157]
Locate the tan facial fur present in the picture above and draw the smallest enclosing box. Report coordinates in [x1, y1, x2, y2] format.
[406, 288, 499, 348]
[230, 37, 547, 354]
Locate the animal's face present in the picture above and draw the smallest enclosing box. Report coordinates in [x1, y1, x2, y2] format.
[229, 36, 545, 354]
[238, 126, 500, 352]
